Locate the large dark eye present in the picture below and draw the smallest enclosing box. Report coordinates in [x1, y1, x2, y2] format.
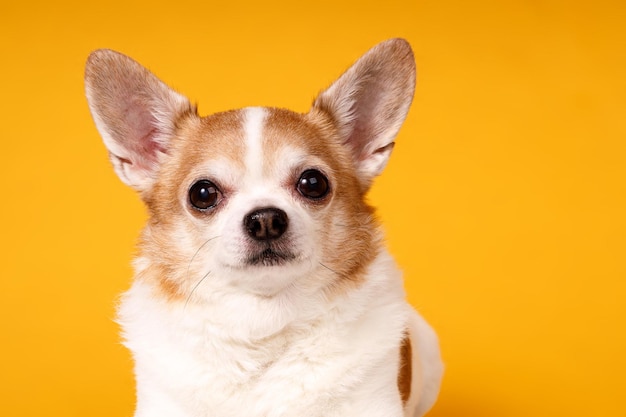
[189, 180, 221, 210]
[297, 169, 330, 199]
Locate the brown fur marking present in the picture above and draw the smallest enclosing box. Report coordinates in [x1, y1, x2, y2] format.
[398, 333, 412, 406]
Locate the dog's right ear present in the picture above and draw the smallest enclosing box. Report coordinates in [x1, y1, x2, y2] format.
[311, 39, 415, 190]
[85, 49, 195, 192]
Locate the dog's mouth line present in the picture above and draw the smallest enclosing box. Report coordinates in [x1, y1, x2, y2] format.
[245, 248, 297, 267]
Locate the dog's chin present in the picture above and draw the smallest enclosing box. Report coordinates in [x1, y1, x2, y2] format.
[221, 247, 311, 297]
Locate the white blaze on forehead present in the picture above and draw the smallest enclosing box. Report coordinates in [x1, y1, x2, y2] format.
[243, 107, 267, 180]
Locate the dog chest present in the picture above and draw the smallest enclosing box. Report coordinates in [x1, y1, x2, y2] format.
[119, 279, 409, 417]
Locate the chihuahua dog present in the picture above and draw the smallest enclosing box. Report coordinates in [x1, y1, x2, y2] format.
[85, 38, 442, 417]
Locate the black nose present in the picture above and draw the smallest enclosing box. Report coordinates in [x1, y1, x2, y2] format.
[244, 207, 289, 241]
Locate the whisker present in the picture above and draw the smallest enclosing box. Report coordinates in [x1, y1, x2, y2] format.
[184, 270, 211, 312]
[182, 236, 219, 314]
[319, 262, 348, 279]
[186, 236, 220, 281]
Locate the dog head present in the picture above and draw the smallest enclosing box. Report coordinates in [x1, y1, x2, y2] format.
[85, 39, 415, 300]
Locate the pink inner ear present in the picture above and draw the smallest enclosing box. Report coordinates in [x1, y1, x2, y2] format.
[344, 86, 388, 162]
[121, 99, 167, 170]
[137, 127, 167, 166]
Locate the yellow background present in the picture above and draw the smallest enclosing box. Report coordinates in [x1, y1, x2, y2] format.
[1, 0, 624, 416]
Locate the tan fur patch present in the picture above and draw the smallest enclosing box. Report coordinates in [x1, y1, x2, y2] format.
[398, 333, 412, 406]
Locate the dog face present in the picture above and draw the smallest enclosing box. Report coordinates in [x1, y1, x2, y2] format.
[85, 39, 415, 300]
[146, 106, 375, 297]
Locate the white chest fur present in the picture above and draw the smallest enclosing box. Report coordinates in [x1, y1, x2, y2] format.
[119, 253, 413, 417]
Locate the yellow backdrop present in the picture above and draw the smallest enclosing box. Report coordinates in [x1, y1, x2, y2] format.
[1, 0, 624, 416]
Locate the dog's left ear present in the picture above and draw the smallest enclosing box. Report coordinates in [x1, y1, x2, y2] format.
[311, 38, 415, 188]
[85, 49, 195, 193]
